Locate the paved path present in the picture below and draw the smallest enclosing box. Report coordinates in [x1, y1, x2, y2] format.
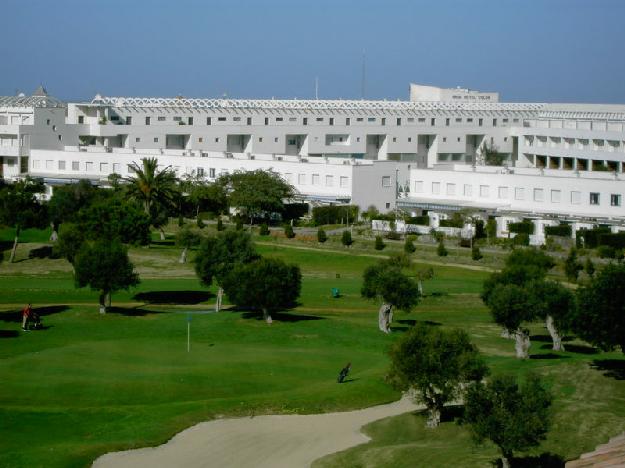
[92, 396, 418, 468]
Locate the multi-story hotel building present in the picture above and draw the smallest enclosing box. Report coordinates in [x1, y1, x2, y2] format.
[1, 84, 624, 241]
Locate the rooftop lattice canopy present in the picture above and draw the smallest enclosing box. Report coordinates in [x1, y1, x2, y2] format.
[90, 95, 546, 113]
[0, 87, 65, 108]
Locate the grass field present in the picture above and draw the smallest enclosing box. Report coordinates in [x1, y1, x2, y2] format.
[1, 230, 624, 467]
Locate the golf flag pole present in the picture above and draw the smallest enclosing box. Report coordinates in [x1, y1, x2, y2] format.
[187, 313, 191, 352]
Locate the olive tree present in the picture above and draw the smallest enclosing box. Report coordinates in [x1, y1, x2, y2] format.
[194, 230, 259, 311]
[0, 177, 46, 262]
[530, 280, 575, 351]
[361, 257, 420, 333]
[73, 240, 140, 313]
[574, 263, 625, 353]
[388, 323, 488, 428]
[221, 257, 301, 323]
[176, 227, 203, 264]
[463, 374, 552, 468]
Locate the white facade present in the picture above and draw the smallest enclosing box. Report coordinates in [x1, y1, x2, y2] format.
[1, 86, 624, 230]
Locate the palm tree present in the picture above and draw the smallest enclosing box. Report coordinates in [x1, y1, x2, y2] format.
[125, 158, 179, 238]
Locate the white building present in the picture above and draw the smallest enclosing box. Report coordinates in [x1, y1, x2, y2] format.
[1, 84, 624, 238]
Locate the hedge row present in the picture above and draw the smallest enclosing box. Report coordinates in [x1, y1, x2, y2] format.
[312, 205, 359, 226]
[545, 225, 572, 237]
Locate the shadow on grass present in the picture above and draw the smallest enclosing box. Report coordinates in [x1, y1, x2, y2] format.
[397, 319, 417, 326]
[591, 359, 625, 380]
[240, 311, 325, 322]
[339, 378, 359, 384]
[105, 306, 166, 317]
[540, 343, 598, 354]
[150, 239, 175, 247]
[530, 353, 570, 360]
[508, 452, 564, 467]
[531, 334, 553, 343]
[0, 330, 20, 338]
[0, 305, 69, 323]
[133, 290, 213, 305]
[441, 404, 464, 423]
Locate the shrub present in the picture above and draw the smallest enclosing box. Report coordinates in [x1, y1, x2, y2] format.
[284, 224, 295, 239]
[317, 228, 327, 243]
[598, 232, 625, 250]
[513, 233, 530, 246]
[235, 220, 243, 231]
[259, 223, 270, 236]
[216, 218, 224, 231]
[196, 216, 205, 229]
[406, 215, 429, 226]
[374, 235, 385, 250]
[545, 224, 572, 237]
[386, 231, 401, 241]
[597, 245, 617, 258]
[404, 237, 416, 253]
[471, 244, 483, 261]
[437, 240, 448, 257]
[576, 227, 611, 248]
[312, 205, 359, 226]
[509, 220, 534, 235]
[341, 230, 353, 246]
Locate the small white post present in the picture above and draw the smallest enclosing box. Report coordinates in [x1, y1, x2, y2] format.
[187, 314, 191, 353]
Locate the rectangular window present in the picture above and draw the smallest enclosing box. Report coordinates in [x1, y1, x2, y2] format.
[218, 117, 226, 122]
[264, 117, 269, 125]
[125, 116, 132, 125]
[58, 160, 66, 170]
[173, 116, 182, 122]
[71, 161, 79, 171]
[493, 119, 498, 126]
[207, 117, 212, 125]
[196, 167, 204, 177]
[571, 191, 581, 204]
[432, 182, 441, 194]
[551, 190, 561, 203]
[407, 117, 414, 123]
[325, 175, 334, 186]
[154, 137, 159, 143]
[329, 118, 334, 126]
[478, 118, 483, 126]
[445, 118, 450, 126]
[316, 117, 324, 122]
[589, 192, 600, 205]
[396, 118, 402, 126]
[276, 117, 283, 122]
[188, 117, 193, 125]
[288, 139, 297, 145]
[368, 117, 376, 122]
[611, 194, 622, 206]
[382, 176, 391, 187]
[455, 118, 462, 123]
[135, 137, 141, 143]
[127, 164, 135, 173]
[381, 118, 386, 126]
[418, 117, 426, 123]
[113, 163, 120, 173]
[340, 176, 349, 188]
[298, 173, 306, 184]
[32, 160, 40, 169]
[158, 116, 166, 122]
[346, 118, 351, 126]
[312, 174, 320, 185]
[233, 117, 241, 122]
[463, 184, 472, 196]
[415, 181, 424, 193]
[78, 115, 84, 124]
[145, 117, 150, 125]
[209, 168, 216, 178]
[85, 162, 94, 172]
[356, 117, 364, 122]
[198, 137, 203, 143]
[215, 137, 219, 142]
[100, 162, 108, 172]
[534, 188, 544, 202]
[498, 186, 509, 199]
[515, 187, 525, 200]
[480, 185, 489, 198]
[45, 160, 53, 170]
[247, 117, 252, 125]
[303, 118, 308, 125]
[446, 183, 456, 196]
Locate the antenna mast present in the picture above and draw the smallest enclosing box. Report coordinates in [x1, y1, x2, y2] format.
[315, 77, 319, 100]
[361, 50, 366, 100]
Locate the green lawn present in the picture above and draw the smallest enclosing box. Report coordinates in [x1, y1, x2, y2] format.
[1, 235, 624, 467]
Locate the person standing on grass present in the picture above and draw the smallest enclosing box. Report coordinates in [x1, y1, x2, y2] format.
[21, 303, 32, 331]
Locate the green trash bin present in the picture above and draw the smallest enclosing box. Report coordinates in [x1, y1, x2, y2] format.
[332, 288, 340, 298]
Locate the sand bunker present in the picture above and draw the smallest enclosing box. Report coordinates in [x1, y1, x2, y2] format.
[92, 396, 418, 468]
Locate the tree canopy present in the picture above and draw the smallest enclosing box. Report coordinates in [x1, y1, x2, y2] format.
[361, 259, 420, 312]
[388, 323, 488, 427]
[463, 374, 552, 468]
[0, 177, 46, 262]
[574, 263, 625, 352]
[125, 157, 179, 215]
[47, 179, 97, 226]
[194, 230, 259, 288]
[221, 257, 302, 322]
[73, 239, 140, 313]
[218, 169, 295, 223]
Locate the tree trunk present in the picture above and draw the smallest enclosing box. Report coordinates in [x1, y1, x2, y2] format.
[262, 308, 272, 324]
[378, 303, 393, 333]
[159, 228, 166, 241]
[426, 406, 441, 428]
[49, 222, 58, 242]
[501, 328, 512, 339]
[417, 280, 423, 296]
[9, 235, 19, 263]
[99, 291, 109, 314]
[546, 315, 564, 351]
[500, 451, 513, 468]
[179, 247, 188, 264]
[215, 287, 223, 312]
[514, 329, 530, 359]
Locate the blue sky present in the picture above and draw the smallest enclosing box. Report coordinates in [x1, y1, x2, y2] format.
[2, 0, 624, 103]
